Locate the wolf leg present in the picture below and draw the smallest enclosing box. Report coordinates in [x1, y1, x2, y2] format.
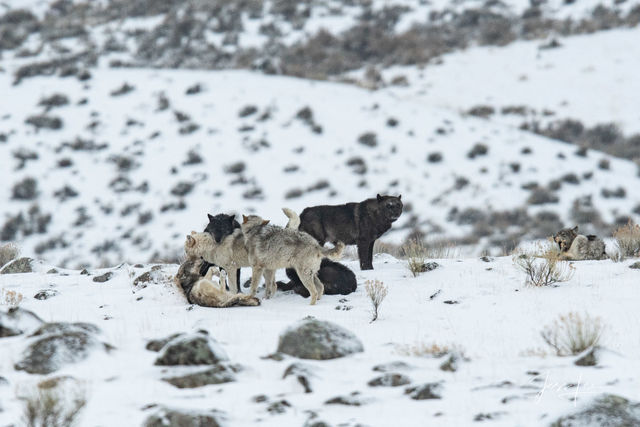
[249, 266, 264, 297]
[313, 274, 324, 299]
[263, 269, 276, 299]
[298, 269, 318, 305]
[358, 240, 374, 270]
[227, 268, 239, 293]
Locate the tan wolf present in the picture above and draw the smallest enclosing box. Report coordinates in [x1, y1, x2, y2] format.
[175, 256, 260, 307]
[241, 214, 344, 305]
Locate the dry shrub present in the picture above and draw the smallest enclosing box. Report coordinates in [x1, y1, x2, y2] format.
[541, 312, 603, 356]
[402, 239, 428, 277]
[613, 221, 640, 257]
[0, 242, 20, 267]
[513, 245, 574, 287]
[21, 381, 87, 427]
[396, 342, 456, 358]
[365, 279, 388, 322]
[1, 288, 24, 307]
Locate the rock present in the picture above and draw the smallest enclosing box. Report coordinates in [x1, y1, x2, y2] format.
[143, 406, 224, 427]
[368, 373, 411, 387]
[267, 400, 291, 414]
[146, 333, 183, 352]
[47, 268, 58, 274]
[34, 289, 59, 300]
[440, 353, 466, 372]
[155, 332, 228, 366]
[574, 346, 611, 367]
[162, 364, 238, 388]
[93, 272, 113, 283]
[15, 322, 111, 374]
[405, 383, 443, 400]
[372, 361, 413, 372]
[474, 412, 506, 421]
[0, 307, 43, 338]
[325, 392, 366, 406]
[80, 269, 90, 275]
[0, 257, 33, 274]
[628, 262, 640, 269]
[551, 394, 640, 426]
[283, 362, 315, 393]
[277, 317, 364, 360]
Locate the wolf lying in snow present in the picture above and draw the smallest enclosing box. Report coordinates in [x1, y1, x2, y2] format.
[241, 214, 345, 305]
[175, 255, 259, 307]
[553, 226, 607, 260]
[186, 209, 300, 294]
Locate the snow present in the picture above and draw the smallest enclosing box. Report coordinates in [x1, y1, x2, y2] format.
[1, 255, 639, 426]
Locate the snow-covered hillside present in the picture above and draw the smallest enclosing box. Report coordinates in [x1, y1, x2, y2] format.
[1, 255, 640, 426]
[2, 67, 639, 266]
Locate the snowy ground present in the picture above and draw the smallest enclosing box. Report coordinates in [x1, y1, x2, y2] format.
[1, 254, 640, 426]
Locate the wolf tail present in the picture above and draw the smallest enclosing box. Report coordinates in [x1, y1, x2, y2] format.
[321, 242, 345, 260]
[282, 207, 300, 229]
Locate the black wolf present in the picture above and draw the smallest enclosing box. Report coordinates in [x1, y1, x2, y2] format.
[277, 259, 357, 298]
[298, 194, 403, 270]
[200, 213, 241, 290]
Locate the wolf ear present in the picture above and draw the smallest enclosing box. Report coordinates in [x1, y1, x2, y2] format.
[207, 214, 214, 221]
[572, 225, 579, 233]
[186, 235, 195, 247]
[242, 215, 249, 224]
[377, 194, 383, 202]
[398, 194, 402, 200]
[191, 230, 197, 235]
[227, 214, 235, 222]
[261, 220, 270, 226]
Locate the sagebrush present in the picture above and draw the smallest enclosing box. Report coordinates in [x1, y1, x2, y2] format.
[1, 288, 24, 307]
[22, 384, 87, 427]
[541, 312, 603, 356]
[365, 279, 388, 322]
[0, 242, 19, 267]
[613, 221, 640, 257]
[513, 246, 574, 286]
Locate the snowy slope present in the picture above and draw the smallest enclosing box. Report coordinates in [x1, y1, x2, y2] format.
[2, 67, 639, 266]
[1, 256, 639, 426]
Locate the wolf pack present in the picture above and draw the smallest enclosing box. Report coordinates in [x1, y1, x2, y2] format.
[175, 193, 607, 308]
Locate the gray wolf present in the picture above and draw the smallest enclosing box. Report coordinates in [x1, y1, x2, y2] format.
[298, 194, 403, 270]
[553, 226, 607, 260]
[277, 258, 357, 298]
[241, 214, 344, 305]
[175, 255, 259, 307]
[186, 209, 300, 294]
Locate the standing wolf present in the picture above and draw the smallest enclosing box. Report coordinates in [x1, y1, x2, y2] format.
[299, 194, 403, 270]
[241, 214, 344, 305]
[554, 226, 607, 260]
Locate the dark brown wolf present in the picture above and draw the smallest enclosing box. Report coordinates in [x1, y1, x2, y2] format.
[298, 194, 403, 270]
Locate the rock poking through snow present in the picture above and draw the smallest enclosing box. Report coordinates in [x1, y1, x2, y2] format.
[143, 406, 225, 427]
[0, 307, 43, 338]
[154, 332, 228, 366]
[551, 394, 640, 426]
[277, 317, 364, 360]
[14, 322, 111, 374]
[0, 257, 33, 274]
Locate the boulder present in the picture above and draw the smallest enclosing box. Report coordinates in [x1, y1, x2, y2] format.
[162, 364, 238, 388]
[155, 332, 228, 366]
[372, 361, 413, 372]
[277, 317, 363, 360]
[405, 383, 443, 400]
[93, 272, 113, 283]
[0, 307, 43, 338]
[15, 322, 111, 374]
[34, 289, 59, 300]
[146, 333, 183, 352]
[143, 406, 225, 427]
[551, 394, 640, 426]
[368, 373, 411, 387]
[0, 257, 33, 274]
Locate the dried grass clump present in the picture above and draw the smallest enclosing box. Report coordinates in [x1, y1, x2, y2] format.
[613, 221, 640, 257]
[21, 382, 87, 427]
[513, 245, 574, 287]
[365, 279, 388, 322]
[1, 288, 24, 307]
[541, 312, 603, 356]
[396, 342, 456, 358]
